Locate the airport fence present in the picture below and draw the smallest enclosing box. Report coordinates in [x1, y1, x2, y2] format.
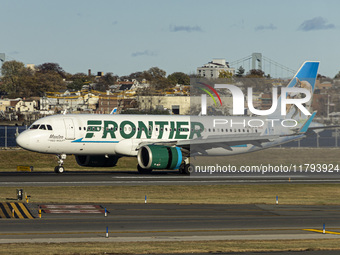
[1, 126, 340, 149]
[0, 126, 28, 148]
[279, 128, 340, 148]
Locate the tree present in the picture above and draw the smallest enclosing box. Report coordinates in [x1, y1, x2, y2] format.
[167, 72, 190, 85]
[218, 70, 233, 79]
[236, 66, 245, 77]
[120, 71, 144, 82]
[1, 60, 28, 97]
[142, 67, 171, 90]
[35, 72, 66, 95]
[246, 69, 265, 78]
[36, 63, 66, 78]
[96, 72, 118, 91]
[67, 73, 91, 91]
[1, 60, 68, 97]
[145, 67, 166, 79]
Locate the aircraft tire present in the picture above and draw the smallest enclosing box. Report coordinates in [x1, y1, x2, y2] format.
[54, 166, 65, 174]
[183, 164, 194, 175]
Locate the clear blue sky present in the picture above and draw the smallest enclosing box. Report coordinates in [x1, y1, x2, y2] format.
[1, 0, 339, 78]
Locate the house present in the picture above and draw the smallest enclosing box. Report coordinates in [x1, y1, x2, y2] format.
[15, 100, 38, 113]
[0, 98, 20, 112]
[315, 80, 332, 90]
[197, 59, 235, 79]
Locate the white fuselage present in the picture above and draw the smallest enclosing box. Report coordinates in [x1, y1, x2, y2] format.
[16, 114, 303, 157]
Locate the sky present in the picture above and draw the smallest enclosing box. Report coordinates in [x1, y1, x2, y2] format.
[1, 0, 340, 78]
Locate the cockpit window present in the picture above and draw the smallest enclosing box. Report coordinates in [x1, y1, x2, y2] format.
[29, 124, 53, 130]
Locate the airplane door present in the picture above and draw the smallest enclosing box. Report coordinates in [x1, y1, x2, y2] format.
[63, 118, 75, 140]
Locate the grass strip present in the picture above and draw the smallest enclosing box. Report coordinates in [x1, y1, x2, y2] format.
[0, 147, 339, 172]
[1, 239, 340, 255]
[2, 184, 340, 204]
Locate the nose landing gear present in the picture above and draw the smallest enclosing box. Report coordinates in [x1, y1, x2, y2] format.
[55, 154, 67, 174]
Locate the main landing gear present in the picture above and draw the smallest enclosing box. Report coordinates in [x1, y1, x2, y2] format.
[179, 163, 194, 175]
[179, 157, 194, 175]
[55, 154, 66, 174]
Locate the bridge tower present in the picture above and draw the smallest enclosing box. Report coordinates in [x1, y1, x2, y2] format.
[252, 52, 262, 70]
[0, 53, 5, 63]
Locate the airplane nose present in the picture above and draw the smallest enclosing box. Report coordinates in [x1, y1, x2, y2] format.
[16, 132, 30, 149]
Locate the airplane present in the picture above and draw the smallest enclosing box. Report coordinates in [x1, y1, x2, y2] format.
[16, 61, 324, 174]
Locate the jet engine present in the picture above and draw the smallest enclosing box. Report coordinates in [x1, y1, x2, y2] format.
[137, 145, 182, 170]
[75, 155, 119, 167]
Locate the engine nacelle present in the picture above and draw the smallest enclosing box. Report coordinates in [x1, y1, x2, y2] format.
[137, 145, 182, 170]
[75, 155, 119, 167]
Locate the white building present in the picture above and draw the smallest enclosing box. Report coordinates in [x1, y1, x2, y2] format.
[138, 95, 235, 115]
[15, 100, 38, 113]
[197, 58, 235, 79]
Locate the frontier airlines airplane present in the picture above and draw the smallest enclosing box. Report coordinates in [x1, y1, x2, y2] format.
[16, 61, 322, 174]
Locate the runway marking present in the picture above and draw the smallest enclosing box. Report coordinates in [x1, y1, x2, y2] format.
[40, 205, 102, 209]
[303, 229, 340, 235]
[0, 202, 34, 219]
[10, 203, 23, 218]
[43, 210, 105, 214]
[17, 203, 34, 219]
[40, 204, 106, 214]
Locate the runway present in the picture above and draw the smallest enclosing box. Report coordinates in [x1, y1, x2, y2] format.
[1, 171, 340, 251]
[1, 203, 340, 243]
[2, 171, 340, 187]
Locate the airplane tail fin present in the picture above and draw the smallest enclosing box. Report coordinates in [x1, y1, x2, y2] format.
[110, 107, 118, 114]
[272, 61, 319, 122]
[298, 111, 317, 133]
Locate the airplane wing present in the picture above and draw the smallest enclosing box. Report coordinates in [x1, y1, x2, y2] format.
[136, 133, 279, 155]
[176, 134, 279, 152]
[305, 125, 340, 136]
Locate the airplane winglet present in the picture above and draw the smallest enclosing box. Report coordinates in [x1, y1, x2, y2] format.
[299, 111, 317, 133]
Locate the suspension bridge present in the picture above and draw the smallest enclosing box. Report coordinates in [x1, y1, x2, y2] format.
[229, 53, 296, 78]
